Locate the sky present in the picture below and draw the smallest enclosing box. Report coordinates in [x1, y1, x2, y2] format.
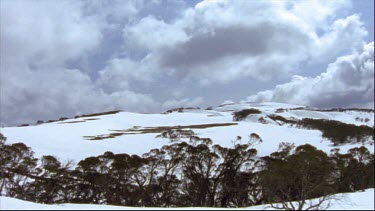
[0, 0, 374, 126]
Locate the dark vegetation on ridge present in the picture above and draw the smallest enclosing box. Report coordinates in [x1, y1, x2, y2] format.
[298, 118, 374, 145]
[17, 110, 122, 127]
[232, 108, 262, 121]
[74, 110, 122, 118]
[0, 132, 373, 209]
[233, 109, 374, 146]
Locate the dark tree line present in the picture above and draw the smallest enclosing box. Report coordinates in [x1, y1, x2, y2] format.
[233, 109, 374, 146]
[0, 132, 373, 209]
[298, 118, 374, 145]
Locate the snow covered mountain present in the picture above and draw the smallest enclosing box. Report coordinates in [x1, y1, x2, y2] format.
[1, 102, 373, 163]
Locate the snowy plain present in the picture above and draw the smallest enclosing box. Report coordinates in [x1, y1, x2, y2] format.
[0, 102, 374, 210]
[1, 102, 373, 163]
[0, 189, 373, 210]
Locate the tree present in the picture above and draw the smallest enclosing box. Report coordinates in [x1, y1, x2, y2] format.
[214, 143, 258, 207]
[0, 142, 38, 200]
[180, 141, 220, 207]
[260, 144, 337, 210]
[330, 147, 374, 193]
[31, 155, 74, 203]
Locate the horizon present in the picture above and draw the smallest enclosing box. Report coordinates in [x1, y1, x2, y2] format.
[1, 0, 374, 126]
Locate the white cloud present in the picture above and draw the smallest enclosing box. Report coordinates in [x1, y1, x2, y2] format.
[0, 64, 158, 126]
[1, 0, 372, 126]
[96, 57, 156, 93]
[162, 97, 204, 109]
[1, 0, 103, 67]
[312, 14, 368, 64]
[246, 42, 374, 108]
[0, 0, 157, 126]
[121, 0, 365, 85]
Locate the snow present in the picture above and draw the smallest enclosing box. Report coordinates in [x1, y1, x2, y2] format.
[247, 189, 375, 210]
[0, 102, 373, 210]
[1, 189, 373, 210]
[278, 110, 374, 127]
[1, 102, 373, 163]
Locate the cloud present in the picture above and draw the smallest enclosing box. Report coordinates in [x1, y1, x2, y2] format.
[246, 42, 374, 108]
[1, 0, 103, 67]
[0, 64, 157, 126]
[122, 0, 366, 85]
[96, 57, 156, 93]
[1, 0, 372, 126]
[162, 97, 204, 109]
[311, 14, 368, 64]
[0, 0, 157, 126]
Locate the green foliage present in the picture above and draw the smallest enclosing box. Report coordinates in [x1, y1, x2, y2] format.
[232, 109, 261, 121]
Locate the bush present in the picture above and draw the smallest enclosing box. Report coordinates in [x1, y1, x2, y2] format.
[36, 120, 44, 125]
[18, 124, 29, 127]
[298, 118, 374, 145]
[275, 108, 286, 113]
[74, 110, 121, 118]
[267, 114, 297, 125]
[232, 109, 261, 121]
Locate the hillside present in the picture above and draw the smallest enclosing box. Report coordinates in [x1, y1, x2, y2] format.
[1, 102, 373, 163]
[1, 102, 374, 209]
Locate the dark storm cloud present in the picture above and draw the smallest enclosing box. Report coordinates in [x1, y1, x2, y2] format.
[159, 24, 274, 68]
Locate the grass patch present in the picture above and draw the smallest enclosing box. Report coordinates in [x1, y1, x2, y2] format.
[58, 121, 86, 124]
[84, 123, 237, 141]
[58, 118, 99, 124]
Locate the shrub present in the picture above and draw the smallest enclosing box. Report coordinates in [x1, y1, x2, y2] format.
[232, 109, 261, 121]
[74, 110, 121, 118]
[155, 129, 195, 142]
[267, 114, 297, 125]
[298, 118, 374, 145]
[36, 120, 44, 125]
[275, 108, 286, 113]
[18, 124, 29, 127]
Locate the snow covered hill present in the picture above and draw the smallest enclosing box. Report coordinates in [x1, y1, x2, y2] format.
[1, 189, 373, 210]
[1, 102, 374, 210]
[1, 102, 373, 163]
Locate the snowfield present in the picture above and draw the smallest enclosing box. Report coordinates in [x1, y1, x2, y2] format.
[0, 102, 374, 210]
[1, 102, 373, 163]
[1, 189, 373, 210]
